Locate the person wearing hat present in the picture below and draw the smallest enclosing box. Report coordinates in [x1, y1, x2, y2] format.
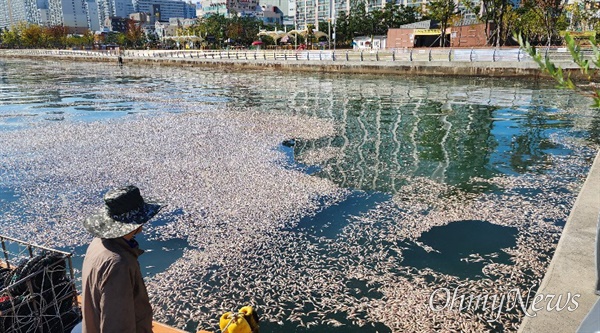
[81, 185, 162, 333]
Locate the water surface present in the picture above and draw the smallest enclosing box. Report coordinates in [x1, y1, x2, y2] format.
[0, 58, 598, 332]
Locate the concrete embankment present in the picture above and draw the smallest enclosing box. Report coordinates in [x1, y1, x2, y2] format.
[519, 151, 600, 333]
[127, 57, 547, 78]
[0, 48, 583, 79]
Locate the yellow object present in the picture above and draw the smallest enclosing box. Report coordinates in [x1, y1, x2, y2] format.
[413, 29, 443, 36]
[219, 312, 251, 333]
[238, 306, 259, 333]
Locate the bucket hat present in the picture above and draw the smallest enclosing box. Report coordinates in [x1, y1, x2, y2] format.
[83, 185, 162, 239]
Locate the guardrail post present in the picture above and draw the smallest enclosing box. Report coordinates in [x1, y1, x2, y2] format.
[245, 52, 248, 60]
[376, 50, 379, 61]
[332, 51, 336, 61]
[296, 52, 299, 60]
[428, 48, 432, 61]
[307, 52, 310, 60]
[410, 48, 413, 62]
[517, 48, 521, 62]
[448, 49, 452, 61]
[492, 48, 496, 62]
[254, 52, 257, 60]
[470, 48, 473, 62]
[360, 50, 363, 61]
[284, 52, 287, 60]
[227, 50, 230, 59]
[264, 52, 267, 60]
[346, 51, 349, 61]
[236, 52, 239, 60]
[545, 47, 549, 61]
[392, 50, 395, 61]
[319, 51, 322, 60]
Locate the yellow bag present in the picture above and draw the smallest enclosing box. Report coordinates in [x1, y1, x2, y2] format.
[219, 312, 251, 333]
[238, 306, 259, 333]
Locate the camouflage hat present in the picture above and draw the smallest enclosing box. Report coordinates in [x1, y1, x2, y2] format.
[83, 185, 162, 239]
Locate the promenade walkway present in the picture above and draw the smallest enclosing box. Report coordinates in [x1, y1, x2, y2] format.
[519, 151, 600, 333]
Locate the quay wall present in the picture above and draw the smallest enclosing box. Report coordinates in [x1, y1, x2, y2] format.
[519, 151, 600, 333]
[0, 48, 586, 79]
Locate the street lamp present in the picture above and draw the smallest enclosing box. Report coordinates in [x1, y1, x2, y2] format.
[328, 18, 331, 50]
[330, 0, 336, 51]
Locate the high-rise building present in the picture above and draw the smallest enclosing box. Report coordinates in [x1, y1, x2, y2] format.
[48, 0, 89, 30]
[136, 0, 196, 22]
[259, 0, 294, 25]
[196, 0, 227, 16]
[95, 0, 134, 27]
[226, 0, 259, 17]
[85, 0, 101, 31]
[184, 0, 195, 16]
[293, 0, 437, 30]
[0, 0, 43, 28]
[37, 0, 50, 24]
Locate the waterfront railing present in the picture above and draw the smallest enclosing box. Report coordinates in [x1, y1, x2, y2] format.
[0, 47, 587, 65]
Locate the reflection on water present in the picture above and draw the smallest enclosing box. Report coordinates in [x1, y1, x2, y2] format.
[290, 191, 392, 238]
[402, 220, 517, 279]
[203, 71, 595, 196]
[292, 101, 499, 193]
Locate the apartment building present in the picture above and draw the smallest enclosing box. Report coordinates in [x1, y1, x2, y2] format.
[0, 0, 42, 28]
[48, 0, 89, 30]
[136, 0, 196, 22]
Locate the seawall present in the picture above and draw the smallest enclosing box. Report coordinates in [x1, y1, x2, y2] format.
[0, 48, 584, 79]
[519, 151, 600, 333]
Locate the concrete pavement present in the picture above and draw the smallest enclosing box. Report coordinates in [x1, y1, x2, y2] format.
[519, 151, 600, 333]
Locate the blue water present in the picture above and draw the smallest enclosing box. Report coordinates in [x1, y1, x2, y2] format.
[401, 220, 517, 279]
[1, 58, 598, 332]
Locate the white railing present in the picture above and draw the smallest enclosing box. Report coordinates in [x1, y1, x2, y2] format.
[0, 47, 588, 66]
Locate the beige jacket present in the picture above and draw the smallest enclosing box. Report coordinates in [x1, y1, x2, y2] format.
[82, 237, 153, 333]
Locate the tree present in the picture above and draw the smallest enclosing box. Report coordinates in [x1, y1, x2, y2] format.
[2, 24, 24, 48]
[348, 1, 369, 39]
[334, 10, 351, 46]
[146, 31, 160, 49]
[193, 14, 228, 48]
[306, 23, 315, 48]
[225, 16, 261, 46]
[475, 0, 510, 46]
[565, 2, 598, 32]
[21, 24, 44, 48]
[82, 30, 95, 47]
[520, 0, 566, 45]
[368, 8, 388, 35]
[125, 19, 146, 49]
[398, 5, 419, 26]
[44, 25, 68, 49]
[105, 32, 124, 46]
[426, 0, 456, 47]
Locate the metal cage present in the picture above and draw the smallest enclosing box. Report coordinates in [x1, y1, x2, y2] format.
[0, 235, 81, 333]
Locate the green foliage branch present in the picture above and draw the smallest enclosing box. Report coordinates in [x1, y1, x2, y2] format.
[517, 31, 600, 107]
